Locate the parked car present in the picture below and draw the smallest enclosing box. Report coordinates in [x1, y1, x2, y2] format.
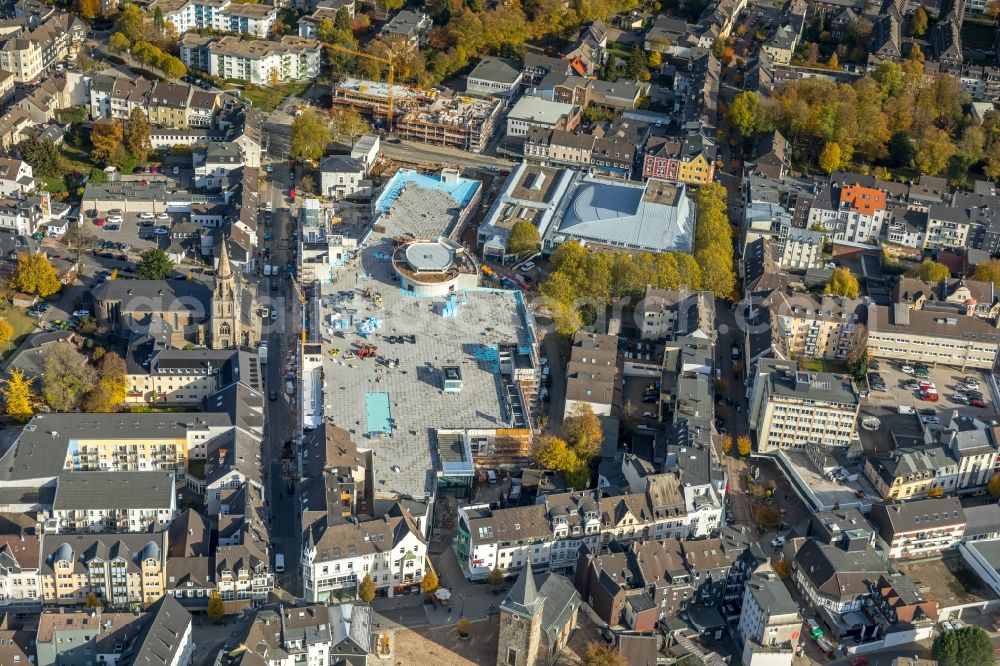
[154, 226, 169, 235]
[971, 399, 987, 408]
[107, 214, 123, 223]
[269, 389, 277, 401]
[950, 394, 969, 404]
[521, 261, 535, 271]
[139, 212, 154, 220]
[770, 536, 786, 547]
[920, 391, 939, 402]
[806, 618, 823, 638]
[921, 416, 940, 424]
[156, 212, 170, 220]
[850, 657, 869, 666]
[71, 310, 90, 318]
[901, 365, 914, 374]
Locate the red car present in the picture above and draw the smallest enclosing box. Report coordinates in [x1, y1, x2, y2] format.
[920, 391, 939, 402]
[94, 218, 106, 227]
[850, 658, 869, 666]
[971, 398, 986, 408]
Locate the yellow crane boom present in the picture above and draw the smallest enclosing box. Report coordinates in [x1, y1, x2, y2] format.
[327, 44, 395, 131]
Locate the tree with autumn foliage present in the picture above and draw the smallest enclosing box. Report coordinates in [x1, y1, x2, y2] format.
[582, 641, 627, 666]
[420, 569, 439, 594]
[562, 403, 603, 460]
[77, 0, 101, 20]
[358, 574, 376, 602]
[721, 435, 733, 454]
[83, 352, 128, 412]
[2, 369, 35, 421]
[737, 435, 752, 457]
[11, 252, 60, 298]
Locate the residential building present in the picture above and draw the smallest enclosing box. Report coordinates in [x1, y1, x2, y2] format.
[963, 503, 1000, 541]
[506, 96, 580, 137]
[806, 181, 889, 244]
[865, 303, 1000, 369]
[767, 292, 866, 361]
[466, 56, 523, 98]
[748, 359, 860, 452]
[0, 616, 32, 664]
[125, 348, 248, 405]
[149, 0, 277, 37]
[147, 80, 193, 129]
[42, 471, 177, 534]
[350, 133, 379, 173]
[456, 482, 691, 581]
[0, 157, 33, 197]
[642, 132, 717, 185]
[869, 497, 966, 559]
[564, 332, 618, 419]
[0, 12, 85, 85]
[0, 533, 41, 611]
[590, 79, 649, 111]
[89, 75, 155, 122]
[737, 569, 800, 666]
[893, 276, 1000, 321]
[320, 156, 368, 200]
[194, 141, 245, 189]
[776, 226, 822, 269]
[180, 33, 322, 84]
[496, 563, 581, 666]
[36, 595, 193, 666]
[301, 503, 427, 602]
[378, 9, 432, 47]
[637, 288, 716, 341]
[791, 536, 887, 615]
[39, 532, 167, 607]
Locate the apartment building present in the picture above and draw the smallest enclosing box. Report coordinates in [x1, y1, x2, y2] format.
[378, 9, 432, 48]
[776, 226, 822, 269]
[791, 535, 887, 615]
[35, 596, 193, 666]
[737, 569, 800, 666]
[0, 534, 41, 611]
[180, 33, 321, 84]
[0, 12, 84, 85]
[456, 480, 690, 581]
[320, 156, 367, 200]
[637, 288, 715, 341]
[126, 348, 245, 405]
[90, 75, 224, 128]
[149, 0, 277, 37]
[806, 182, 888, 244]
[301, 503, 427, 603]
[748, 359, 860, 452]
[506, 96, 580, 137]
[146, 81, 193, 129]
[768, 292, 865, 361]
[869, 497, 966, 559]
[42, 471, 177, 534]
[865, 303, 1000, 369]
[194, 141, 244, 189]
[40, 532, 167, 608]
[925, 203, 973, 250]
[564, 331, 618, 419]
[642, 132, 717, 186]
[894, 276, 1000, 322]
[89, 75, 155, 121]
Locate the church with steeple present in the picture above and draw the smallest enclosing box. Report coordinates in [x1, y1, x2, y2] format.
[496, 562, 581, 666]
[210, 237, 258, 349]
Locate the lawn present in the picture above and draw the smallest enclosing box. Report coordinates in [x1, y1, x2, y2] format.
[0, 307, 38, 360]
[235, 80, 312, 112]
[799, 358, 850, 374]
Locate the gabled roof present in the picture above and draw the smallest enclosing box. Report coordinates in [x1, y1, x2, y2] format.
[502, 560, 544, 617]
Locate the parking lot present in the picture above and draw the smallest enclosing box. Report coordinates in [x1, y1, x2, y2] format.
[83, 208, 186, 259]
[863, 361, 996, 421]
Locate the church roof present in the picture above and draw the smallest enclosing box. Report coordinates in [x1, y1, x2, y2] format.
[501, 561, 544, 617]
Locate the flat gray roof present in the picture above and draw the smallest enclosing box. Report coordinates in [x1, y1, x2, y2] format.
[53, 471, 175, 510]
[318, 233, 534, 498]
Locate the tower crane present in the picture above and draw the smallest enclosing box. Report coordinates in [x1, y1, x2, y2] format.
[326, 45, 396, 131]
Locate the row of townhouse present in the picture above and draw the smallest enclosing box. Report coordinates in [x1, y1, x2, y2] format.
[455, 474, 713, 581]
[89, 75, 226, 128]
[180, 33, 321, 84]
[148, 0, 277, 37]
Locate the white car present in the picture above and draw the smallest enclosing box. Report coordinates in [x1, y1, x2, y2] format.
[897, 405, 914, 414]
[155, 212, 170, 220]
[901, 365, 914, 374]
[72, 310, 90, 318]
[521, 261, 535, 271]
[771, 536, 786, 547]
[107, 215, 123, 223]
[154, 226, 170, 235]
[270, 308, 277, 320]
[138, 212, 155, 220]
[172, 166, 180, 175]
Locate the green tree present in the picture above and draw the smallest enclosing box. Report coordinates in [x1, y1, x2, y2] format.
[909, 5, 929, 37]
[819, 141, 842, 174]
[625, 45, 648, 78]
[335, 5, 351, 29]
[849, 349, 869, 383]
[206, 592, 225, 622]
[914, 128, 955, 176]
[915, 258, 950, 282]
[42, 343, 96, 412]
[420, 569, 439, 594]
[108, 31, 131, 53]
[728, 91, 761, 138]
[506, 220, 541, 256]
[137, 248, 174, 279]
[125, 107, 152, 162]
[290, 109, 332, 161]
[933, 626, 994, 666]
[153, 6, 165, 34]
[19, 137, 61, 177]
[358, 573, 376, 602]
[119, 3, 146, 42]
[824, 267, 860, 298]
[974, 259, 1000, 289]
[11, 252, 60, 297]
[2, 369, 35, 421]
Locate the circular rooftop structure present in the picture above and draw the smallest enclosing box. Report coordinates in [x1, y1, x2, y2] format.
[405, 242, 453, 273]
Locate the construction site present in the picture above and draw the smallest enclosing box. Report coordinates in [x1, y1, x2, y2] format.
[300, 167, 540, 502]
[331, 78, 503, 153]
[396, 95, 504, 154]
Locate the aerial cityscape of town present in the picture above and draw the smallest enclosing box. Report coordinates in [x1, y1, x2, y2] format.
[4, 0, 1000, 663]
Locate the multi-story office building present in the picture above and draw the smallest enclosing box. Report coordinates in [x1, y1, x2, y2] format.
[865, 303, 1000, 369]
[748, 359, 860, 452]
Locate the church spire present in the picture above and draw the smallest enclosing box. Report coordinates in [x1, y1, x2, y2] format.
[217, 236, 232, 281]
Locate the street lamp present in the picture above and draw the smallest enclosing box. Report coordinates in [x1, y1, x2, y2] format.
[459, 593, 465, 617]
